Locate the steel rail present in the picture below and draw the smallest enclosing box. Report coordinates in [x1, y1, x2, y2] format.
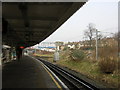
[38, 58, 99, 90]
[43, 61, 81, 89]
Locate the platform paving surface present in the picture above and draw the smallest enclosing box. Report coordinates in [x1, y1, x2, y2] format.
[2, 56, 57, 88]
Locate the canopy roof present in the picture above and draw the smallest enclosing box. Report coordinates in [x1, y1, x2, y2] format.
[2, 2, 86, 48]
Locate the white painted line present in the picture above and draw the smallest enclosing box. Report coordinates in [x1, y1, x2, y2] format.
[41, 61, 69, 90]
[31, 56, 69, 90]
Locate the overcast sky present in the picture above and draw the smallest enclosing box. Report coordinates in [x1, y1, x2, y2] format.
[41, 0, 119, 43]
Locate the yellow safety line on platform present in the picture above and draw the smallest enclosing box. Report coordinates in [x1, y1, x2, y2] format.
[41, 63, 62, 90]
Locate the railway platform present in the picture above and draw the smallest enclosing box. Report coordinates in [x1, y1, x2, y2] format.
[2, 56, 58, 88]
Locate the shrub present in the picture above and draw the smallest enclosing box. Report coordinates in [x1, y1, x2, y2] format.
[70, 49, 85, 61]
[63, 46, 69, 51]
[98, 57, 117, 74]
[60, 50, 71, 60]
[100, 47, 117, 58]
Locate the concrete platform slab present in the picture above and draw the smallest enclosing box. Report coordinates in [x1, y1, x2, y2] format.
[2, 56, 58, 88]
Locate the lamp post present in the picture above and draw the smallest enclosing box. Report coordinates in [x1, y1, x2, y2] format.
[96, 29, 98, 60]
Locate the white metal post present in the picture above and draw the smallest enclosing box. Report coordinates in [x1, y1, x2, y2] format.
[96, 29, 98, 60]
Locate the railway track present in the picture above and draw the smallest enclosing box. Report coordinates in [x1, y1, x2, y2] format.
[38, 58, 100, 90]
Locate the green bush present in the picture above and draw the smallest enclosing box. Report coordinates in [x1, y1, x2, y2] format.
[98, 57, 117, 74]
[63, 46, 69, 51]
[70, 49, 85, 61]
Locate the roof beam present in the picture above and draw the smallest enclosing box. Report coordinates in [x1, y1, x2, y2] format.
[5, 16, 58, 21]
[13, 26, 51, 29]
[3, 2, 73, 6]
[13, 31, 48, 33]
[28, 2, 73, 5]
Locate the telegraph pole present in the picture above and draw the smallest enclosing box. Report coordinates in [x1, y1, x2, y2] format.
[96, 29, 98, 60]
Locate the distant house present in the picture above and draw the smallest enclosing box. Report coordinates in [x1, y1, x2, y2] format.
[38, 42, 56, 52]
[39, 47, 56, 52]
[67, 44, 75, 49]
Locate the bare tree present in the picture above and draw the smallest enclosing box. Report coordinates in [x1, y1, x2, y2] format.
[84, 23, 95, 47]
[98, 33, 103, 40]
